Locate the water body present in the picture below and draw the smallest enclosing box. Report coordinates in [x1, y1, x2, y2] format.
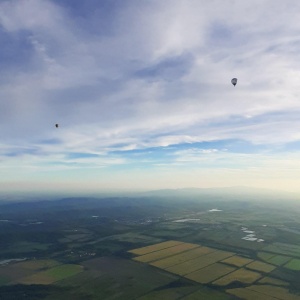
[208, 209, 223, 212]
[0, 258, 27, 266]
[173, 219, 201, 223]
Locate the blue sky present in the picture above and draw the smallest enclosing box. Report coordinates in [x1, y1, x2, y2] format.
[1, 0, 300, 194]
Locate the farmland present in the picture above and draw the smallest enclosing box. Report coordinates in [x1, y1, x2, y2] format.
[284, 259, 300, 271]
[213, 268, 262, 285]
[1, 192, 300, 299]
[129, 239, 300, 299]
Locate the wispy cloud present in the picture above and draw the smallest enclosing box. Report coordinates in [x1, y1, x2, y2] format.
[1, 0, 300, 192]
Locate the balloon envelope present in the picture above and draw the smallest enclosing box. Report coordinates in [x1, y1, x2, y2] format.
[55, 124, 59, 128]
[231, 78, 237, 86]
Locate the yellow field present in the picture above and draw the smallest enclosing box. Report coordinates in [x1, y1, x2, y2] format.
[150, 246, 215, 269]
[185, 263, 236, 284]
[227, 287, 277, 300]
[213, 268, 261, 286]
[222, 255, 253, 267]
[166, 250, 234, 276]
[12, 259, 60, 271]
[133, 243, 199, 263]
[246, 261, 276, 273]
[259, 276, 289, 286]
[248, 284, 300, 300]
[128, 240, 183, 255]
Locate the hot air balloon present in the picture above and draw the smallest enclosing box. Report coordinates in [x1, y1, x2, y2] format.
[231, 78, 237, 87]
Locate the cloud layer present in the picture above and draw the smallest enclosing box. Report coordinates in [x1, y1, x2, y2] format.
[1, 0, 300, 192]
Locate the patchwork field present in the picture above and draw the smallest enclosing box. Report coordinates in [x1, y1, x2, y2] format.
[262, 243, 300, 258]
[259, 276, 289, 286]
[257, 252, 293, 267]
[129, 240, 183, 255]
[227, 287, 278, 300]
[185, 263, 236, 284]
[246, 261, 276, 273]
[247, 284, 300, 300]
[165, 250, 234, 276]
[133, 243, 199, 263]
[213, 268, 262, 285]
[130, 240, 299, 290]
[222, 255, 253, 267]
[150, 246, 215, 269]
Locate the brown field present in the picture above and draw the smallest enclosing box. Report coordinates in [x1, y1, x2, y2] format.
[259, 277, 289, 286]
[11, 259, 60, 271]
[248, 284, 300, 300]
[185, 263, 236, 284]
[222, 255, 253, 267]
[213, 268, 262, 286]
[150, 246, 215, 269]
[246, 261, 276, 273]
[17, 273, 56, 285]
[0, 266, 35, 284]
[133, 243, 199, 263]
[227, 287, 277, 300]
[165, 250, 234, 276]
[129, 240, 183, 255]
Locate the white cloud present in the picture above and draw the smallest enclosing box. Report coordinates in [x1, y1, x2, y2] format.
[2, 0, 300, 191]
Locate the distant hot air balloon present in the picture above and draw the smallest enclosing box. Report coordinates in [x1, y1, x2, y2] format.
[55, 124, 59, 128]
[231, 78, 237, 87]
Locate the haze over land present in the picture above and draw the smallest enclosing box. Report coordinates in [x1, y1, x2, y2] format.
[1, 191, 300, 299]
[2, 0, 300, 194]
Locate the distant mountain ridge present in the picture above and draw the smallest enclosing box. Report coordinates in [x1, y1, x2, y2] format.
[139, 186, 299, 201]
[0, 186, 299, 205]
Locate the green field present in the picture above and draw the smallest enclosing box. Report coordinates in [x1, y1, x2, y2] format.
[17, 264, 83, 285]
[247, 284, 300, 300]
[137, 286, 199, 300]
[267, 255, 291, 266]
[183, 286, 234, 300]
[284, 258, 300, 271]
[262, 243, 300, 258]
[45, 264, 84, 281]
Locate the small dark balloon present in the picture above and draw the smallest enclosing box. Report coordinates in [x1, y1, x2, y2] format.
[55, 124, 59, 128]
[231, 78, 237, 86]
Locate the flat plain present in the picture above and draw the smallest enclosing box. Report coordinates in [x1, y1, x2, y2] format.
[1, 194, 300, 299]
